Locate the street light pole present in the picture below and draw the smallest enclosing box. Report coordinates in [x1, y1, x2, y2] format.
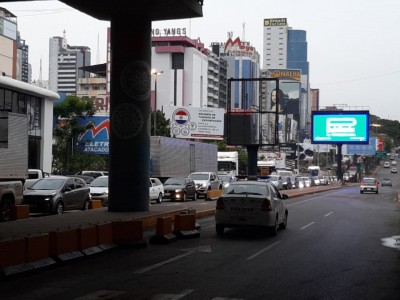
[152, 69, 163, 136]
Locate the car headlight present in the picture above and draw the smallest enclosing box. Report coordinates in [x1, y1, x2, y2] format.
[175, 189, 183, 193]
[44, 192, 57, 201]
[201, 183, 207, 188]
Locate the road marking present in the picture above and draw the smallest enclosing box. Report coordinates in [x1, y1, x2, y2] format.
[134, 252, 193, 274]
[73, 290, 126, 299]
[324, 211, 333, 217]
[151, 289, 194, 299]
[246, 241, 281, 260]
[300, 222, 315, 230]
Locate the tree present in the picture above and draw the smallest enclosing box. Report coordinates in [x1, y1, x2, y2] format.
[151, 110, 171, 137]
[52, 96, 106, 174]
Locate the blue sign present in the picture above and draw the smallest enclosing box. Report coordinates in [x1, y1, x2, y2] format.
[345, 136, 376, 155]
[76, 116, 110, 155]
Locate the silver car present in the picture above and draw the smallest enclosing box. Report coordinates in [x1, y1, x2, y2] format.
[215, 181, 288, 235]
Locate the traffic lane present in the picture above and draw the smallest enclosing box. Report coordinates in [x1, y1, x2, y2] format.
[2, 188, 399, 299]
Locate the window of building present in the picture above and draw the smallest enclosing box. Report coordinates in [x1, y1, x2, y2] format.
[4, 90, 12, 111]
[0, 88, 4, 110]
[172, 53, 184, 69]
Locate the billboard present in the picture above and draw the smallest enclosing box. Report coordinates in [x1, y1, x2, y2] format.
[163, 106, 224, 140]
[76, 116, 110, 155]
[311, 111, 369, 144]
[343, 136, 377, 155]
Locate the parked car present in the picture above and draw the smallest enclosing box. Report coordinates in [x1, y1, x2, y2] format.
[188, 172, 223, 198]
[312, 176, 321, 186]
[163, 177, 197, 201]
[360, 177, 379, 194]
[381, 178, 393, 187]
[23, 176, 91, 214]
[215, 180, 289, 235]
[391, 167, 397, 173]
[89, 175, 109, 206]
[149, 177, 164, 203]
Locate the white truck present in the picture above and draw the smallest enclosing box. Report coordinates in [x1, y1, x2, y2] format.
[217, 151, 239, 176]
[25, 169, 51, 189]
[150, 136, 218, 181]
[0, 112, 28, 222]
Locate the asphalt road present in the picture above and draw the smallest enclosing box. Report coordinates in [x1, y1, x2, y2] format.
[1, 169, 399, 300]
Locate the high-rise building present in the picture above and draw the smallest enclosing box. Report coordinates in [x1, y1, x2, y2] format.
[262, 18, 310, 133]
[48, 34, 91, 94]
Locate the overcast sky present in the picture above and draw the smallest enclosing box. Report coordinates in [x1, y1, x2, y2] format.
[3, 0, 400, 121]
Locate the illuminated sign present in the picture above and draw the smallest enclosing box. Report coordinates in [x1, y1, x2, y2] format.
[311, 111, 369, 144]
[268, 69, 301, 81]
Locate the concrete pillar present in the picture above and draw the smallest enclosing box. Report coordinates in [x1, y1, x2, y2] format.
[108, 17, 151, 211]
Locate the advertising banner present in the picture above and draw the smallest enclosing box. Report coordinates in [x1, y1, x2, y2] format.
[76, 116, 110, 155]
[163, 106, 225, 140]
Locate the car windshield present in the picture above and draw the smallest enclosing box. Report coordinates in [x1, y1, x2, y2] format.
[224, 183, 267, 196]
[164, 178, 185, 185]
[90, 177, 108, 187]
[189, 174, 209, 180]
[30, 179, 64, 190]
[269, 176, 279, 182]
[362, 179, 375, 184]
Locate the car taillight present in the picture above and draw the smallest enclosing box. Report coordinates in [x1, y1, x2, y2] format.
[261, 199, 272, 211]
[216, 197, 224, 210]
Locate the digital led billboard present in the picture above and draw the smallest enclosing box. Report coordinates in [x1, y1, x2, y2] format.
[311, 111, 369, 144]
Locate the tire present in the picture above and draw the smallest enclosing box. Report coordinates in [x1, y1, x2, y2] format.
[192, 192, 197, 201]
[360, 191, 363, 194]
[54, 202, 64, 215]
[82, 199, 90, 211]
[0, 197, 13, 222]
[182, 193, 187, 202]
[216, 224, 225, 235]
[271, 216, 279, 236]
[157, 193, 163, 204]
[279, 211, 288, 230]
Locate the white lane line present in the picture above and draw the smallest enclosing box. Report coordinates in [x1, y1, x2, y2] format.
[151, 289, 195, 300]
[134, 252, 193, 274]
[300, 222, 315, 230]
[324, 211, 333, 217]
[246, 241, 281, 260]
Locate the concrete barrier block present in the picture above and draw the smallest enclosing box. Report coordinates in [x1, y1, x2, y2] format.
[0, 238, 26, 268]
[90, 200, 103, 209]
[206, 190, 223, 200]
[49, 229, 79, 257]
[112, 220, 146, 247]
[11, 205, 30, 220]
[25, 234, 49, 262]
[77, 226, 98, 250]
[174, 213, 196, 232]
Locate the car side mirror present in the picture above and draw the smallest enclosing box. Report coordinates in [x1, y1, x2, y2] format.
[282, 194, 289, 200]
[64, 186, 72, 192]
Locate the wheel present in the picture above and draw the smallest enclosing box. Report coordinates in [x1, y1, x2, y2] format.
[279, 211, 288, 230]
[0, 197, 13, 222]
[54, 202, 64, 215]
[216, 224, 225, 235]
[271, 216, 279, 236]
[376, 190, 378, 194]
[157, 193, 163, 204]
[193, 192, 197, 201]
[82, 199, 90, 211]
[182, 193, 187, 202]
[360, 191, 363, 194]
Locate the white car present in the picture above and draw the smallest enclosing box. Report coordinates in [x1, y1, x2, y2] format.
[215, 181, 288, 235]
[89, 175, 109, 206]
[188, 172, 223, 198]
[384, 161, 390, 168]
[149, 177, 164, 203]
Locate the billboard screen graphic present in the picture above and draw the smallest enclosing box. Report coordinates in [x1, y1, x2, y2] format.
[311, 111, 369, 144]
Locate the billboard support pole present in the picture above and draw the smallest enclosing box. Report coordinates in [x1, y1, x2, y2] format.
[337, 143, 343, 184]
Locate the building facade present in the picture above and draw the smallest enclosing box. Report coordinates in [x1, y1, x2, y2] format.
[48, 34, 91, 94]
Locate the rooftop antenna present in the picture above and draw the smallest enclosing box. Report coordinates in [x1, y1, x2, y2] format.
[39, 55, 43, 87]
[242, 22, 246, 42]
[96, 33, 100, 64]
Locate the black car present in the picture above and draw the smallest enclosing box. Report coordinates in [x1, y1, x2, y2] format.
[163, 177, 197, 201]
[23, 176, 91, 214]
